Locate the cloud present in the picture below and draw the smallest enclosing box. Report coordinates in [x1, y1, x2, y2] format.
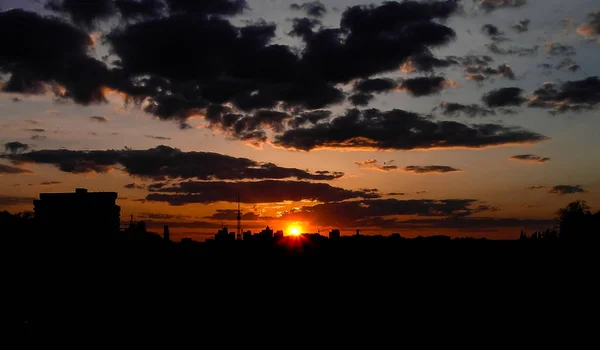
[549, 185, 587, 196]
[0, 9, 114, 104]
[146, 180, 380, 205]
[357, 216, 552, 232]
[145, 135, 171, 140]
[487, 43, 539, 56]
[436, 102, 495, 118]
[478, 0, 527, 12]
[577, 11, 600, 40]
[0, 195, 34, 206]
[4, 145, 344, 181]
[510, 154, 550, 163]
[290, 1, 327, 18]
[279, 199, 494, 227]
[387, 193, 406, 196]
[512, 19, 530, 33]
[546, 43, 576, 56]
[482, 87, 526, 107]
[25, 129, 45, 133]
[137, 212, 197, 220]
[90, 116, 109, 123]
[403, 165, 462, 174]
[556, 58, 581, 73]
[114, 0, 166, 20]
[0, 163, 31, 174]
[526, 185, 547, 190]
[400, 53, 459, 73]
[40, 181, 62, 185]
[4, 142, 29, 154]
[25, 119, 40, 125]
[274, 108, 547, 151]
[528, 77, 600, 114]
[124, 183, 145, 189]
[482, 24, 507, 41]
[30, 135, 47, 141]
[355, 159, 399, 172]
[204, 209, 268, 221]
[354, 78, 398, 94]
[464, 63, 515, 81]
[397, 77, 458, 97]
[349, 93, 374, 106]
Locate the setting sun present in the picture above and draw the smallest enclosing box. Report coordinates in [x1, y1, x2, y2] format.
[287, 225, 302, 236]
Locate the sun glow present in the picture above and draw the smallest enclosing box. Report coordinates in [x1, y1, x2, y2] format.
[287, 224, 302, 236]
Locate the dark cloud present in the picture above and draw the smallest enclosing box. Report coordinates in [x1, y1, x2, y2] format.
[436, 102, 495, 118]
[280, 199, 493, 227]
[577, 11, 600, 40]
[287, 110, 331, 128]
[0, 9, 113, 105]
[90, 116, 109, 123]
[556, 58, 581, 72]
[142, 219, 223, 230]
[40, 181, 62, 185]
[398, 76, 457, 97]
[387, 193, 406, 196]
[146, 180, 380, 205]
[164, 0, 248, 16]
[355, 159, 398, 172]
[464, 63, 515, 81]
[549, 185, 587, 196]
[4, 142, 29, 154]
[145, 135, 171, 140]
[288, 17, 321, 39]
[510, 154, 550, 163]
[0, 163, 31, 174]
[0, 195, 34, 206]
[114, 0, 165, 19]
[512, 19, 530, 33]
[528, 77, 600, 114]
[546, 43, 576, 56]
[481, 24, 507, 41]
[204, 209, 267, 221]
[482, 87, 526, 107]
[30, 135, 47, 141]
[4, 145, 343, 181]
[137, 212, 196, 220]
[354, 78, 397, 94]
[349, 93, 374, 106]
[290, 1, 327, 18]
[400, 53, 459, 73]
[274, 108, 547, 151]
[124, 183, 145, 189]
[45, 0, 116, 29]
[487, 43, 539, 56]
[451, 54, 494, 66]
[25, 129, 45, 133]
[526, 185, 546, 190]
[403, 165, 461, 174]
[478, 0, 527, 12]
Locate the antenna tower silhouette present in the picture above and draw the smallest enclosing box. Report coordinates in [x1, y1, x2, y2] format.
[237, 193, 242, 240]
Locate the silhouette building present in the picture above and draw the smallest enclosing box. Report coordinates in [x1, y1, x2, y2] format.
[33, 188, 120, 234]
[329, 229, 341, 240]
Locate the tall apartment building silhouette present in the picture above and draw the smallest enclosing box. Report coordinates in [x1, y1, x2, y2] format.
[34, 188, 120, 234]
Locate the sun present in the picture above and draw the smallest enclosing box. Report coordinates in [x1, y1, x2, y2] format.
[287, 224, 302, 236]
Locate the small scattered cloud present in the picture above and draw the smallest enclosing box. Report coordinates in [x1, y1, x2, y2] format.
[577, 11, 600, 40]
[479, 0, 528, 12]
[436, 102, 495, 118]
[24, 119, 40, 125]
[90, 116, 109, 123]
[290, 1, 327, 18]
[40, 181, 62, 185]
[545, 43, 576, 56]
[403, 166, 462, 174]
[482, 87, 526, 107]
[487, 43, 539, 56]
[512, 19, 530, 33]
[397, 77, 459, 97]
[526, 185, 547, 190]
[355, 159, 398, 172]
[0, 163, 32, 174]
[549, 185, 587, 196]
[387, 192, 406, 196]
[30, 135, 47, 141]
[4, 141, 29, 154]
[124, 183, 146, 189]
[145, 135, 171, 140]
[510, 154, 551, 163]
[25, 128, 45, 133]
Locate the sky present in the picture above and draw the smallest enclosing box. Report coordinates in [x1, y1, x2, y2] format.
[1, 0, 599, 241]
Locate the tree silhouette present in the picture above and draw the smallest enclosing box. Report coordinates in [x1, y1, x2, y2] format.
[557, 200, 596, 241]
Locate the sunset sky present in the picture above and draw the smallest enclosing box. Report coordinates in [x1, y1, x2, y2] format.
[1, 0, 600, 241]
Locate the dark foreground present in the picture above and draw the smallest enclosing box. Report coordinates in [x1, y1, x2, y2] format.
[5, 234, 598, 346]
